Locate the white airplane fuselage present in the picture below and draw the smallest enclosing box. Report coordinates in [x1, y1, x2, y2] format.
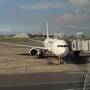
[44, 38, 69, 57]
[29, 22, 69, 61]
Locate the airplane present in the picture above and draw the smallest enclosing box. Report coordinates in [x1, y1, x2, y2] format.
[0, 22, 69, 64]
[29, 22, 69, 64]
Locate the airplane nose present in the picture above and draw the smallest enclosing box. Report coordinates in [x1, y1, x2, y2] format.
[58, 47, 69, 56]
[53, 47, 69, 57]
[63, 48, 69, 55]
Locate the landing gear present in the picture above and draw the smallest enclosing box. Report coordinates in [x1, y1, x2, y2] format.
[59, 57, 64, 64]
[38, 53, 44, 58]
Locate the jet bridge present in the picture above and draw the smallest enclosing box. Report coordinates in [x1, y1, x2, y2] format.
[71, 39, 90, 56]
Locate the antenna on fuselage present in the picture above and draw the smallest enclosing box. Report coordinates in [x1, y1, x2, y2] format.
[46, 21, 49, 39]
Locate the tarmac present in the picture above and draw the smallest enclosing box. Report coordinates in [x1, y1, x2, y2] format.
[0, 41, 90, 90]
[0, 72, 89, 90]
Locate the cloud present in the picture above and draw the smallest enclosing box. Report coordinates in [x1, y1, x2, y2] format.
[1, 28, 12, 32]
[70, 0, 90, 7]
[56, 13, 89, 28]
[56, 13, 74, 25]
[69, 0, 90, 14]
[55, 13, 90, 34]
[20, 2, 64, 10]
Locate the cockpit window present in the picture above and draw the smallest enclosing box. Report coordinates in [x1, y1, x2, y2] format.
[57, 45, 62, 47]
[64, 45, 68, 47]
[57, 45, 68, 47]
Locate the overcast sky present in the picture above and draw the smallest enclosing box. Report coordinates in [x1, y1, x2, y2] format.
[0, 0, 90, 35]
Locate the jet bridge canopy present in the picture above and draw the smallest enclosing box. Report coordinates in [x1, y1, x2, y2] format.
[71, 39, 90, 53]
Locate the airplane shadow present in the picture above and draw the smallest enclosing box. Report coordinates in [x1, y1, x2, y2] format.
[20, 53, 31, 56]
[20, 53, 90, 65]
[65, 55, 89, 64]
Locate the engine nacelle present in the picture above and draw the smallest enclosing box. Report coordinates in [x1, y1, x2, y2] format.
[30, 49, 41, 56]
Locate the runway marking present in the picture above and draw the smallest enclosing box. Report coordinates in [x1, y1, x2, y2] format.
[65, 88, 90, 90]
[65, 88, 81, 90]
[0, 42, 33, 47]
[68, 71, 85, 74]
[83, 73, 88, 90]
[0, 80, 90, 90]
[0, 81, 84, 86]
[64, 88, 76, 90]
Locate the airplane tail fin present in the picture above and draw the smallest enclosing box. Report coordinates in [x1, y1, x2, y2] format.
[46, 21, 49, 39]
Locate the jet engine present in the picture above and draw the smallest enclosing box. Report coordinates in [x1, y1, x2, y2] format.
[30, 49, 44, 57]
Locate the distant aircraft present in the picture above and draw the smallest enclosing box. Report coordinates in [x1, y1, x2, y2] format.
[29, 22, 69, 64]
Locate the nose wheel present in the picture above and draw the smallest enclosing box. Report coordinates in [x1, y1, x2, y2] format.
[59, 57, 64, 64]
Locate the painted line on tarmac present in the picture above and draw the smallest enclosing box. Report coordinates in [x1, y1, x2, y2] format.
[65, 88, 90, 90]
[68, 71, 85, 74]
[0, 42, 33, 48]
[0, 81, 84, 86]
[65, 88, 81, 90]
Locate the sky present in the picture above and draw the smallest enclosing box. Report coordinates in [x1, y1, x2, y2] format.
[0, 0, 90, 35]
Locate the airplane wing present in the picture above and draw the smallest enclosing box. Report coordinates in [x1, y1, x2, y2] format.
[29, 38, 43, 43]
[30, 46, 47, 50]
[0, 42, 46, 50]
[0, 42, 49, 55]
[0, 37, 44, 48]
[0, 42, 34, 48]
